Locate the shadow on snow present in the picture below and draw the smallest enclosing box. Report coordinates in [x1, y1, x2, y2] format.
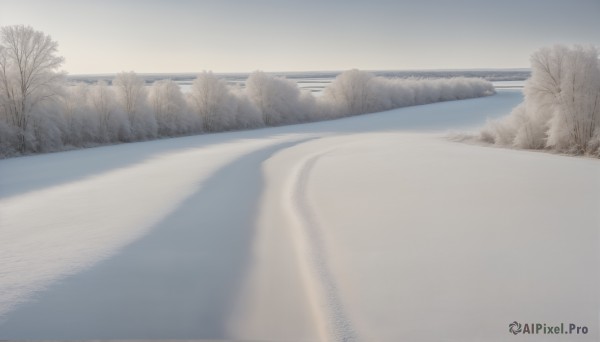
[0, 139, 312, 339]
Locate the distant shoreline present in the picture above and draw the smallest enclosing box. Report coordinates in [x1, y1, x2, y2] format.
[67, 69, 531, 85]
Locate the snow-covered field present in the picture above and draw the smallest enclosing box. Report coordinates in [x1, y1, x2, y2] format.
[0, 89, 598, 341]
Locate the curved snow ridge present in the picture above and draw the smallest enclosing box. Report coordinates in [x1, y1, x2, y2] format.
[0, 137, 298, 319]
[288, 149, 358, 342]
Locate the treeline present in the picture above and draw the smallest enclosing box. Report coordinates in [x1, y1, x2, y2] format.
[0, 25, 495, 157]
[480, 45, 600, 156]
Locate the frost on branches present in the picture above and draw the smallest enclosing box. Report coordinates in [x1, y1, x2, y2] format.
[0, 25, 495, 157]
[481, 45, 600, 156]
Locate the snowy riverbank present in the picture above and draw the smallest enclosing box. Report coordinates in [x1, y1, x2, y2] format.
[0, 89, 597, 341]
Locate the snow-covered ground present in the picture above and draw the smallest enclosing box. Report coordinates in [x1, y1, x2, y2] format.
[0, 89, 598, 341]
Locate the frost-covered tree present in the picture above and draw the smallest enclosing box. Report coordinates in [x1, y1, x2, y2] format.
[59, 83, 84, 145]
[30, 97, 64, 152]
[246, 71, 309, 125]
[0, 25, 64, 152]
[322, 69, 374, 116]
[0, 26, 498, 157]
[113, 71, 157, 140]
[529, 45, 600, 152]
[229, 84, 263, 129]
[88, 80, 129, 142]
[322, 70, 494, 117]
[149, 79, 196, 135]
[188, 71, 238, 131]
[59, 83, 103, 146]
[481, 45, 600, 155]
[0, 117, 18, 156]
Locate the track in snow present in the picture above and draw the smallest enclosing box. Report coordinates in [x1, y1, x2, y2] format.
[291, 151, 357, 341]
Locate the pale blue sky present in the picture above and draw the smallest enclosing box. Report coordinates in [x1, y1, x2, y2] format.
[1, 0, 598, 74]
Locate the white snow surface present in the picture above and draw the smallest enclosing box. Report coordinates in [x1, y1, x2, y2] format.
[0, 89, 598, 341]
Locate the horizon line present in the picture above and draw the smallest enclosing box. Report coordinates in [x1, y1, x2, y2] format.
[66, 67, 532, 77]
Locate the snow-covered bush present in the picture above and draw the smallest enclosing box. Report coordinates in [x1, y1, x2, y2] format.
[323, 70, 495, 117]
[0, 119, 19, 157]
[114, 72, 157, 140]
[588, 130, 600, 157]
[246, 71, 312, 126]
[0, 25, 498, 157]
[149, 79, 197, 136]
[88, 80, 130, 143]
[189, 71, 238, 131]
[322, 69, 374, 116]
[59, 83, 99, 146]
[30, 100, 65, 153]
[481, 45, 600, 155]
[229, 85, 264, 129]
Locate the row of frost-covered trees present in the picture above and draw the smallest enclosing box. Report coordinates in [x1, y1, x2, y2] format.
[0, 25, 495, 157]
[480, 45, 600, 156]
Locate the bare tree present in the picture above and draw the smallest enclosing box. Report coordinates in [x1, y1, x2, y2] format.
[0, 25, 64, 152]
